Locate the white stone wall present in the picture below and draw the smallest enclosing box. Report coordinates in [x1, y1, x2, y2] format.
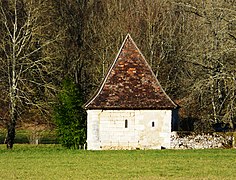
[171, 132, 234, 149]
[87, 109, 172, 150]
[87, 110, 101, 150]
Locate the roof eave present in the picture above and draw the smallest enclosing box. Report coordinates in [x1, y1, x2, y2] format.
[85, 106, 178, 110]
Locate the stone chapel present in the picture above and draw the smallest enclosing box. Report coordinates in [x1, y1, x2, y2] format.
[84, 34, 178, 150]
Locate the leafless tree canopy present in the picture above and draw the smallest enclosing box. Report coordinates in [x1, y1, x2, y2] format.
[0, 0, 235, 147]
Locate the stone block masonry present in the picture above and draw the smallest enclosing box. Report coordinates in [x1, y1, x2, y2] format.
[87, 109, 173, 150]
[171, 131, 234, 149]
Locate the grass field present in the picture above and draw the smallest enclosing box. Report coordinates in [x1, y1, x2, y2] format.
[0, 145, 235, 180]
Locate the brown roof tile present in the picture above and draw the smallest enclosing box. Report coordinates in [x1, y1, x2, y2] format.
[85, 34, 177, 110]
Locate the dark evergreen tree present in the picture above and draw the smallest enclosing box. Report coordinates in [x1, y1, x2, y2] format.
[53, 79, 86, 149]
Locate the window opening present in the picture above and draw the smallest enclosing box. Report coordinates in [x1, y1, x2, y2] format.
[152, 121, 155, 127]
[125, 119, 128, 128]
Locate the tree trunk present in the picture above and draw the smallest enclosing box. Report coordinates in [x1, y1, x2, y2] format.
[6, 93, 17, 149]
[6, 119, 16, 149]
[5, 0, 18, 149]
[6, 84, 17, 149]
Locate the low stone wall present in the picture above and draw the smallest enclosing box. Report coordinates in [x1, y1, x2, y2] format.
[171, 131, 234, 149]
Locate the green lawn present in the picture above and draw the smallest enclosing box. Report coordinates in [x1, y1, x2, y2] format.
[0, 145, 235, 180]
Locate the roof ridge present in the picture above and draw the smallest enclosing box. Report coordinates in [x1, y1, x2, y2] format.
[126, 34, 177, 109]
[84, 34, 130, 108]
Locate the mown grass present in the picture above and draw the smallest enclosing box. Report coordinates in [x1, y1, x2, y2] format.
[0, 144, 235, 180]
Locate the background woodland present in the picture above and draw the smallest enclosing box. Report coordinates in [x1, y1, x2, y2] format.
[0, 0, 235, 138]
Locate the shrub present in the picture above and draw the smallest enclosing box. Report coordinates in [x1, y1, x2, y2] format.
[53, 79, 86, 149]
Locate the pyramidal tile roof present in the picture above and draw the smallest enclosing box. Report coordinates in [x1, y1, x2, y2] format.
[85, 34, 177, 110]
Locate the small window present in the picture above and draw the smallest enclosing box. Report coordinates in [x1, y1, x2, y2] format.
[152, 121, 155, 127]
[125, 119, 128, 128]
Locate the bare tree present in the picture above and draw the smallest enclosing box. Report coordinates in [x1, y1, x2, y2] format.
[0, 0, 61, 148]
[173, 0, 236, 130]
